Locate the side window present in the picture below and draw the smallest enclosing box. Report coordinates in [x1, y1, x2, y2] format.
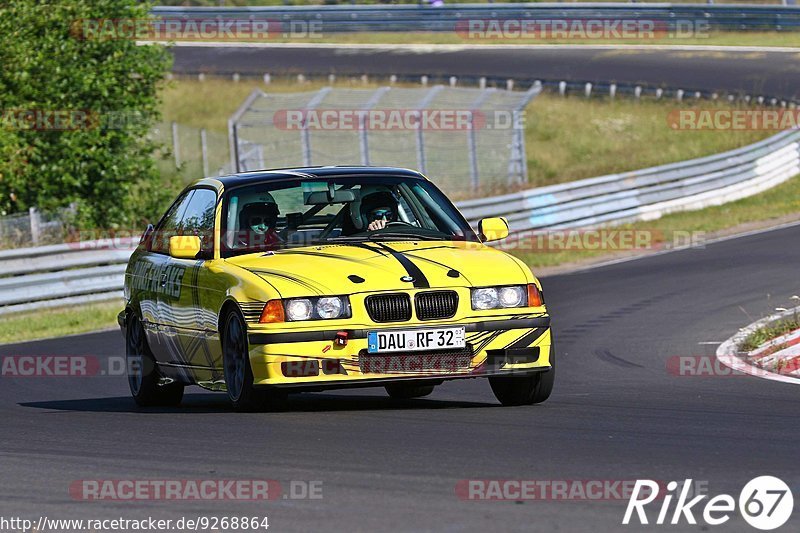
[150, 191, 194, 254]
[180, 189, 217, 256]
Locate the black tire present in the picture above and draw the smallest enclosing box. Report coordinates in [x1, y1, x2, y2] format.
[489, 345, 555, 406]
[222, 309, 286, 412]
[126, 313, 184, 407]
[385, 383, 436, 399]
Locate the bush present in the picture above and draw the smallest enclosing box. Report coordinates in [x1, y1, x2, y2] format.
[0, 1, 171, 228]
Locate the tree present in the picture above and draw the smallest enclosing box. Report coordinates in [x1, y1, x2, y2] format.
[0, 1, 171, 227]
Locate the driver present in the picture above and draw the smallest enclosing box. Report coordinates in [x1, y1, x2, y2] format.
[360, 191, 399, 231]
[238, 193, 281, 250]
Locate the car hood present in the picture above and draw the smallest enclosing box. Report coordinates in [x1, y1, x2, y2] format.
[225, 241, 529, 297]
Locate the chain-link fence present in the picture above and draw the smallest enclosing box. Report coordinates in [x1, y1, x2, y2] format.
[151, 122, 233, 181]
[228, 85, 539, 197]
[0, 207, 73, 249]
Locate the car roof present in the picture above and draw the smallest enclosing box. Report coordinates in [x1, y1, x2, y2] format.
[214, 166, 428, 189]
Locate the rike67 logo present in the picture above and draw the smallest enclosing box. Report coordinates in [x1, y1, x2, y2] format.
[623, 477, 793, 530]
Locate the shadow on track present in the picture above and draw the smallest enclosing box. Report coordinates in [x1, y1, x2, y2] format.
[19, 392, 496, 414]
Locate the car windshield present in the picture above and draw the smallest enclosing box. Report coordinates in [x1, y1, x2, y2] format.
[221, 175, 477, 257]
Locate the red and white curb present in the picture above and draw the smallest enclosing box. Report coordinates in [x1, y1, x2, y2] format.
[716, 306, 800, 385]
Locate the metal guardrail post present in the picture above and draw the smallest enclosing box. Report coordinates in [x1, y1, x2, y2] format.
[467, 112, 480, 192]
[301, 87, 333, 167]
[29, 207, 40, 247]
[201, 128, 209, 177]
[232, 123, 241, 173]
[508, 85, 542, 185]
[466, 88, 496, 192]
[414, 85, 444, 175]
[228, 89, 265, 173]
[171, 121, 181, 168]
[359, 87, 390, 166]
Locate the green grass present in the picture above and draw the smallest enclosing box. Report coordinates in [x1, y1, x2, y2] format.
[0, 300, 123, 345]
[509, 172, 800, 269]
[159, 78, 770, 193]
[740, 314, 800, 352]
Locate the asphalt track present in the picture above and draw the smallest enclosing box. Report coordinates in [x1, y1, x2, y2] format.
[2, 222, 800, 532]
[169, 43, 800, 101]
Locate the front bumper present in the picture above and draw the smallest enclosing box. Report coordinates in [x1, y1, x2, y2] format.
[247, 315, 552, 389]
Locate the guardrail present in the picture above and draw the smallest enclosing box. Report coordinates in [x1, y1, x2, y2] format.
[152, 4, 800, 32]
[458, 129, 800, 230]
[0, 241, 133, 316]
[1, 128, 798, 315]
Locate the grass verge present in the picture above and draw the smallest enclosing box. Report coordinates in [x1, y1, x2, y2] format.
[0, 300, 123, 345]
[159, 78, 770, 191]
[740, 314, 800, 352]
[509, 172, 800, 269]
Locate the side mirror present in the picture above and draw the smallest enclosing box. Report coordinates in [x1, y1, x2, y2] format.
[478, 217, 509, 242]
[169, 235, 201, 259]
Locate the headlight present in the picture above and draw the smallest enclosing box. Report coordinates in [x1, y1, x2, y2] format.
[283, 296, 351, 321]
[498, 286, 525, 308]
[286, 298, 313, 321]
[316, 297, 344, 319]
[471, 285, 533, 310]
[471, 288, 499, 310]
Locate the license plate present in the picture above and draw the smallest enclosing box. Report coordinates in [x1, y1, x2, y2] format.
[367, 327, 466, 354]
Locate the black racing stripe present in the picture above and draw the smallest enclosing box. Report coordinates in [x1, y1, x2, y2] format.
[402, 252, 467, 282]
[506, 327, 547, 350]
[340, 241, 388, 256]
[372, 242, 430, 288]
[251, 269, 324, 294]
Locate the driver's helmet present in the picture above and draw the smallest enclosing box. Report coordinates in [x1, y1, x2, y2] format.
[347, 186, 400, 232]
[239, 192, 279, 234]
[360, 191, 398, 227]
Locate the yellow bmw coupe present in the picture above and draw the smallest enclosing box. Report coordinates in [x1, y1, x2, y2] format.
[119, 167, 553, 411]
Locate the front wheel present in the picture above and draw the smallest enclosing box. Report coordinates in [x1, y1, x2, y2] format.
[126, 313, 184, 407]
[222, 309, 285, 412]
[489, 347, 555, 406]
